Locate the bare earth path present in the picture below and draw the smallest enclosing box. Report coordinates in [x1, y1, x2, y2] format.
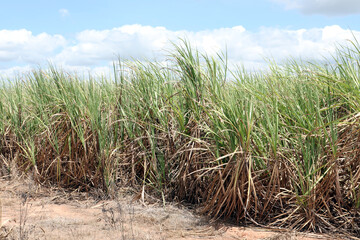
[0, 178, 335, 240]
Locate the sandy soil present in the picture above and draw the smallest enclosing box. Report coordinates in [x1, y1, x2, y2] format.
[0, 177, 336, 240]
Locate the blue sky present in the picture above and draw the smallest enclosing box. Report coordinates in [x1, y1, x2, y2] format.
[2, 0, 360, 34]
[1, 0, 360, 76]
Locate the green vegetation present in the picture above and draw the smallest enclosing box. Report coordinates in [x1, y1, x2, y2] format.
[1, 40, 360, 235]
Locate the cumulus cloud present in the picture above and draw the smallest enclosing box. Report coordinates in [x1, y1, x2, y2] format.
[59, 8, 70, 17]
[0, 65, 32, 79]
[0, 29, 66, 65]
[1, 24, 359, 78]
[54, 25, 175, 66]
[54, 24, 359, 69]
[272, 0, 360, 16]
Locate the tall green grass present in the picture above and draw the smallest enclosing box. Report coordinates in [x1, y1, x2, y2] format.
[1, 40, 360, 235]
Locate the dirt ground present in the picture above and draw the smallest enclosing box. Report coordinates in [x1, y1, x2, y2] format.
[0, 177, 338, 240]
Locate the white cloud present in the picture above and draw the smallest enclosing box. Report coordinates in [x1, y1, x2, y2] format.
[0, 65, 32, 79]
[54, 25, 175, 66]
[1, 24, 360, 78]
[272, 0, 360, 16]
[59, 8, 70, 17]
[0, 29, 66, 64]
